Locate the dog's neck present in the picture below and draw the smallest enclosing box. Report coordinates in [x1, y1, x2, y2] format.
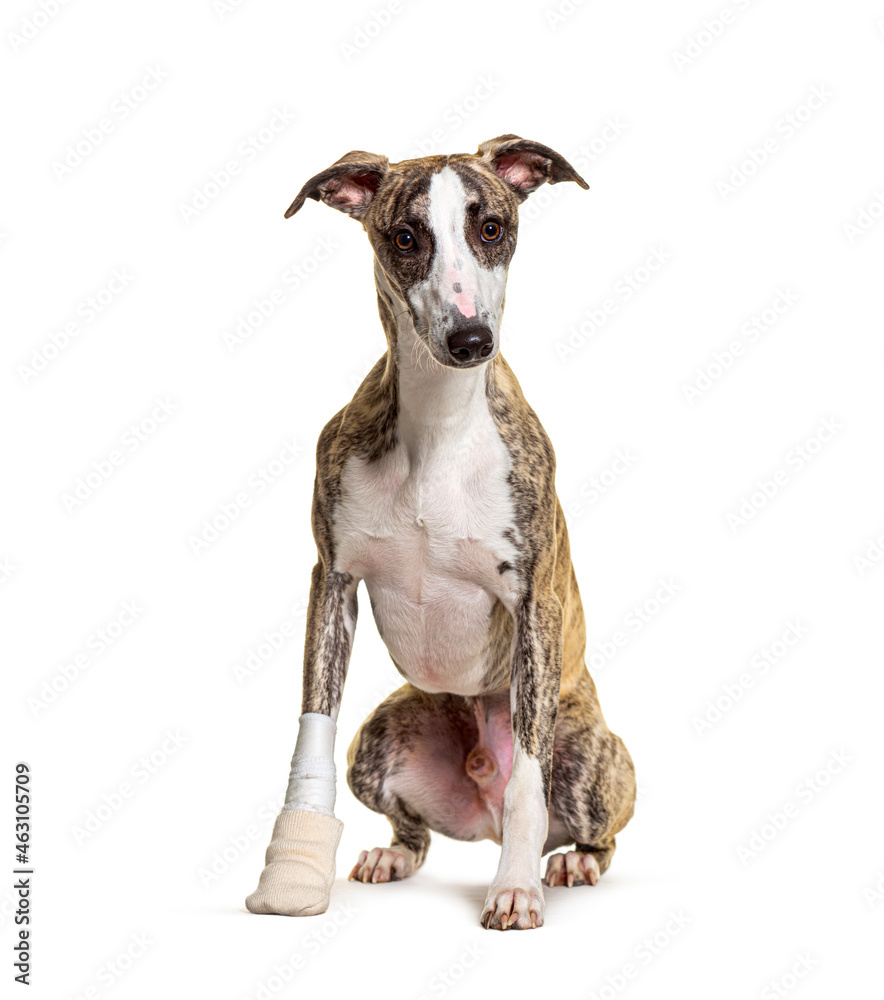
[373, 259, 494, 459]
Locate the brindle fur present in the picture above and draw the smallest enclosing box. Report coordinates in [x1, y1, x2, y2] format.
[292, 135, 635, 905]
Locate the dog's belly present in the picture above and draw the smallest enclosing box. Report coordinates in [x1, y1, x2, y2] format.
[334, 435, 520, 696]
[362, 536, 502, 694]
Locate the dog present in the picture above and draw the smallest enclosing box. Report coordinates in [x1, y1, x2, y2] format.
[245, 135, 636, 930]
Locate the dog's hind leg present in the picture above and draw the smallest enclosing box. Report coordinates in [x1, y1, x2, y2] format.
[544, 682, 636, 888]
[346, 685, 502, 883]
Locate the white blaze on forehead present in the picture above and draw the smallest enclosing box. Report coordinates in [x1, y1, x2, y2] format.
[424, 166, 503, 320]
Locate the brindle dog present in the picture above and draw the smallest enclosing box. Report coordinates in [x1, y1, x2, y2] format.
[251, 135, 635, 930]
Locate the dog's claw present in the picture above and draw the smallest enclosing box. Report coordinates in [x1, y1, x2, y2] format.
[349, 846, 415, 885]
[481, 885, 544, 930]
[544, 850, 601, 889]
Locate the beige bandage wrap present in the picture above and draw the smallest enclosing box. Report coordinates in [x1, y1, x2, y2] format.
[246, 713, 343, 916]
[245, 808, 343, 916]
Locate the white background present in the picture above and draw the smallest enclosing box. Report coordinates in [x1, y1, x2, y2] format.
[3, 0, 884, 997]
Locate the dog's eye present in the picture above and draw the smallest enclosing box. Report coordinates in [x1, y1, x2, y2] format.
[481, 220, 502, 242]
[393, 230, 415, 252]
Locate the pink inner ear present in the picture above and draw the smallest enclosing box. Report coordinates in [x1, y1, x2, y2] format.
[323, 173, 381, 212]
[494, 152, 548, 193]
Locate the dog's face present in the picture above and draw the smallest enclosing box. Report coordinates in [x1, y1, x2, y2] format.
[285, 135, 587, 368]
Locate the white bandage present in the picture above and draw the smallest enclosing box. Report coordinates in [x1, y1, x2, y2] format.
[283, 713, 337, 816]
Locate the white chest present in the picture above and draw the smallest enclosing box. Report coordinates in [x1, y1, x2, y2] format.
[332, 405, 520, 695]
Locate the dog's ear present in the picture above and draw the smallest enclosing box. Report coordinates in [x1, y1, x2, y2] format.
[284, 150, 390, 220]
[477, 134, 588, 201]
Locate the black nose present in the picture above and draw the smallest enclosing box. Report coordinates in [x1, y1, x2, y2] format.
[446, 325, 494, 365]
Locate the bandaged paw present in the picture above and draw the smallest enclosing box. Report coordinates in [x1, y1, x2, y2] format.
[245, 808, 343, 917]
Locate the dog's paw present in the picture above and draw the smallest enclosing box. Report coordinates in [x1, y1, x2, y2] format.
[348, 847, 416, 884]
[543, 850, 601, 887]
[480, 884, 544, 930]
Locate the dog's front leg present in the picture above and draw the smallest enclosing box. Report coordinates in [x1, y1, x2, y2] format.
[482, 591, 563, 930]
[246, 562, 358, 916]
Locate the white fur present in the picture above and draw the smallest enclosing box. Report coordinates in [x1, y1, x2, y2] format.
[405, 166, 508, 360]
[333, 269, 521, 696]
[492, 740, 548, 885]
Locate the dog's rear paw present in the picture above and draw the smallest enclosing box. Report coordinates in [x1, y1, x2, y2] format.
[480, 885, 544, 930]
[348, 847, 416, 884]
[543, 850, 601, 887]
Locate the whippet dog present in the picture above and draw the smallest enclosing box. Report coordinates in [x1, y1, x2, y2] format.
[246, 135, 636, 930]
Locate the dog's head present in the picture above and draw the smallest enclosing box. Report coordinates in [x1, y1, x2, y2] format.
[285, 136, 587, 368]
